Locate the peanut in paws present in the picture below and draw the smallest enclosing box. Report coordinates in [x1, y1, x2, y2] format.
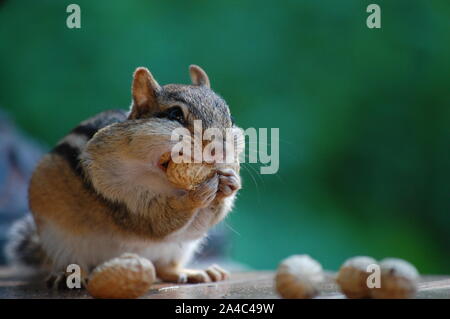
[162, 153, 216, 190]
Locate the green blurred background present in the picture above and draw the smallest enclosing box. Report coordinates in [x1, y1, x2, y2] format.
[0, 0, 449, 273]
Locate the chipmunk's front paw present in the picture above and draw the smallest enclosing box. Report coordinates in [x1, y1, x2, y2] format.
[216, 168, 241, 199]
[187, 174, 219, 208]
[157, 264, 229, 284]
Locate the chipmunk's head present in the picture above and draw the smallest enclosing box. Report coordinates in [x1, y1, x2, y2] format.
[130, 65, 233, 130]
[82, 66, 243, 206]
[127, 65, 243, 168]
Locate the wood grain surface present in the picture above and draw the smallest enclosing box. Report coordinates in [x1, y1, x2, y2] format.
[0, 267, 448, 299]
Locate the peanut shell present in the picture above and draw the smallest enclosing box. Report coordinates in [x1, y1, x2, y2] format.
[275, 255, 324, 299]
[371, 258, 418, 299]
[87, 253, 155, 299]
[336, 256, 378, 298]
[166, 161, 216, 190]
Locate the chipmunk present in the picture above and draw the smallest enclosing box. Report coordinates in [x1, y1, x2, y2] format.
[6, 65, 243, 288]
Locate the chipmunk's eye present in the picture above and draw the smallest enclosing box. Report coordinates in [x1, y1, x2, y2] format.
[157, 106, 185, 124]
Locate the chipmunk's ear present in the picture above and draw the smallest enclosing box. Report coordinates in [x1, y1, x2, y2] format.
[189, 65, 210, 88]
[130, 67, 161, 119]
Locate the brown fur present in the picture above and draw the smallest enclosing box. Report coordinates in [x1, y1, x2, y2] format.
[29, 154, 123, 236]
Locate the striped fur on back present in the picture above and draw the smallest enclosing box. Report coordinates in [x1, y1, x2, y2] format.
[52, 109, 128, 176]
